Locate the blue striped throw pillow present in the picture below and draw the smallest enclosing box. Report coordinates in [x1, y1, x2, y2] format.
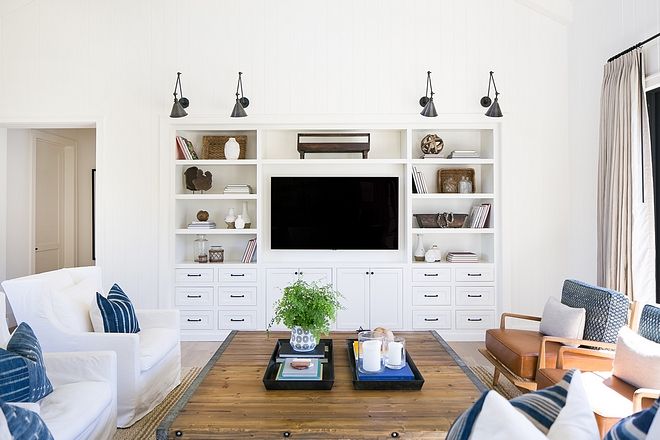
[95, 283, 141, 333]
[0, 400, 53, 440]
[0, 323, 53, 402]
[605, 398, 659, 440]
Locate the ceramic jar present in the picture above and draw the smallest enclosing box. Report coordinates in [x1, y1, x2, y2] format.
[225, 208, 236, 229]
[424, 245, 442, 262]
[234, 214, 246, 229]
[290, 326, 318, 352]
[224, 137, 240, 160]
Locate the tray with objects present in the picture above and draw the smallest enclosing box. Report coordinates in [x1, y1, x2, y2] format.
[262, 338, 334, 390]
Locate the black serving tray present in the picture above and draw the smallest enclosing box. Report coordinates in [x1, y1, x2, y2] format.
[262, 339, 334, 390]
[346, 339, 425, 390]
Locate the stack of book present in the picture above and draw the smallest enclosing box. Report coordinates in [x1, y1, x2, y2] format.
[223, 184, 252, 194]
[187, 221, 216, 229]
[446, 252, 479, 263]
[176, 136, 198, 160]
[448, 150, 479, 159]
[241, 238, 257, 263]
[275, 341, 327, 382]
[420, 153, 445, 159]
[467, 203, 491, 228]
[411, 166, 428, 194]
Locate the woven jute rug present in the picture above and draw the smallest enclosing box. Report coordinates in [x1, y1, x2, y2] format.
[468, 364, 523, 400]
[113, 367, 201, 440]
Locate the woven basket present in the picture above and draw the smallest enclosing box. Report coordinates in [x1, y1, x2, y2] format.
[201, 135, 247, 160]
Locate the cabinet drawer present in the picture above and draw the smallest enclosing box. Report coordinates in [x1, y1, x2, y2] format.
[176, 268, 214, 283]
[180, 310, 214, 330]
[412, 268, 451, 283]
[455, 267, 494, 282]
[412, 310, 452, 329]
[218, 310, 257, 330]
[218, 286, 257, 306]
[412, 286, 451, 306]
[175, 287, 214, 306]
[455, 286, 495, 306]
[219, 268, 257, 283]
[455, 310, 495, 330]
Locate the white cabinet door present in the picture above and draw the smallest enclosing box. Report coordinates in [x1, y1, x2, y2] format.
[265, 268, 298, 330]
[369, 268, 403, 330]
[335, 268, 370, 330]
[300, 268, 332, 285]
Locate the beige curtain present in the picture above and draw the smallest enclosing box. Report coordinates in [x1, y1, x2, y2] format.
[597, 48, 656, 302]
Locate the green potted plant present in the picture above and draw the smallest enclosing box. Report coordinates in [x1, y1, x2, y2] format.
[269, 279, 343, 352]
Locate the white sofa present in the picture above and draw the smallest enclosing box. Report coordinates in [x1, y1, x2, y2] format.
[1, 266, 181, 427]
[0, 292, 118, 440]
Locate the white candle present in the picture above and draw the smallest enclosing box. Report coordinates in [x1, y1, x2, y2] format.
[388, 341, 403, 366]
[362, 339, 382, 372]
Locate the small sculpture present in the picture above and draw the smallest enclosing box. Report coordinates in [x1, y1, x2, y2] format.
[197, 210, 209, 222]
[424, 245, 442, 262]
[420, 134, 444, 155]
[184, 167, 199, 191]
[184, 167, 213, 193]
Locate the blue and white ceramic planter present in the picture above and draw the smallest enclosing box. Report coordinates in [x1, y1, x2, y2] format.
[290, 326, 318, 352]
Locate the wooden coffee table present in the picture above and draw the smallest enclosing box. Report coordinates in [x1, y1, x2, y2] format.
[158, 331, 485, 439]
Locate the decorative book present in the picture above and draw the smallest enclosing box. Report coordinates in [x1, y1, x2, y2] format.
[276, 359, 323, 381]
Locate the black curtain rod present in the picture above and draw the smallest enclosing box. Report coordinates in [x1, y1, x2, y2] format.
[608, 31, 660, 62]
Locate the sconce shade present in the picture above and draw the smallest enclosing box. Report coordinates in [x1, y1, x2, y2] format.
[481, 71, 503, 117]
[485, 97, 502, 118]
[170, 98, 188, 118]
[231, 99, 247, 118]
[419, 71, 438, 118]
[169, 72, 189, 118]
[230, 72, 249, 117]
[420, 98, 438, 117]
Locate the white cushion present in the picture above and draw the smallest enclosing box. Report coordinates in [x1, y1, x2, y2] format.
[89, 292, 104, 332]
[540, 297, 586, 340]
[470, 391, 547, 439]
[52, 277, 96, 333]
[613, 327, 660, 390]
[39, 381, 112, 440]
[140, 328, 179, 372]
[547, 369, 600, 439]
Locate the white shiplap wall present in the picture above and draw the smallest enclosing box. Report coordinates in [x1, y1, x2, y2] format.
[0, 0, 572, 316]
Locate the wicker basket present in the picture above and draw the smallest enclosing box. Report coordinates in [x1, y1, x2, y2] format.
[201, 135, 247, 160]
[437, 168, 475, 193]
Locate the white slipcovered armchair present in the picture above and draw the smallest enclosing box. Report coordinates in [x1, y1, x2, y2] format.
[0, 292, 118, 440]
[1, 266, 181, 427]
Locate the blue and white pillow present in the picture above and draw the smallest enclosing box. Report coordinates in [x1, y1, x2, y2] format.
[0, 323, 53, 402]
[605, 398, 660, 440]
[92, 284, 141, 333]
[0, 400, 53, 440]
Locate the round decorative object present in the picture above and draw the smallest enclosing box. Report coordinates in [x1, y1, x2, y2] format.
[424, 245, 442, 263]
[224, 137, 240, 160]
[420, 134, 444, 155]
[234, 214, 246, 229]
[290, 326, 318, 352]
[196, 210, 209, 221]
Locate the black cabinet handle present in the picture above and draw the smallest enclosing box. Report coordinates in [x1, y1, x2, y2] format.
[230, 318, 245, 322]
[294, 272, 298, 275]
[299, 272, 303, 275]
[424, 294, 439, 298]
[424, 273, 439, 277]
[370, 272, 374, 275]
[366, 271, 370, 275]
[230, 294, 245, 298]
[187, 318, 202, 322]
[187, 274, 202, 277]
[467, 318, 483, 322]
[467, 294, 483, 298]
[230, 273, 245, 277]
[424, 318, 439, 322]
[186, 294, 202, 298]
[467, 273, 482, 277]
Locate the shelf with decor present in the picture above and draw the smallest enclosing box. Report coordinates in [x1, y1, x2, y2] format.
[411, 193, 494, 200]
[411, 228, 494, 235]
[175, 194, 257, 200]
[175, 159, 258, 166]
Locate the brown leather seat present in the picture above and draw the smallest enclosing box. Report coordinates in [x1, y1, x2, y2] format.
[485, 329, 562, 379]
[536, 368, 565, 390]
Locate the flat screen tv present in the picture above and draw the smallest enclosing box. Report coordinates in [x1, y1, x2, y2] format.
[271, 176, 399, 250]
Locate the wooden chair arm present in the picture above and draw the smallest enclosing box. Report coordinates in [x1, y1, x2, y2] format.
[538, 336, 616, 369]
[633, 388, 660, 412]
[500, 313, 541, 329]
[556, 346, 615, 369]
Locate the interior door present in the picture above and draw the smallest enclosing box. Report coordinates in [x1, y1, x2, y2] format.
[369, 268, 403, 329]
[265, 268, 298, 330]
[335, 268, 370, 330]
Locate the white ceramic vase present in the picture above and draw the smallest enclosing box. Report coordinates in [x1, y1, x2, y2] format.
[241, 201, 251, 228]
[235, 214, 246, 229]
[414, 234, 425, 261]
[224, 137, 240, 160]
[290, 326, 318, 352]
[224, 208, 236, 229]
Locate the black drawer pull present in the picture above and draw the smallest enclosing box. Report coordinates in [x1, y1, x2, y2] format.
[467, 294, 483, 298]
[186, 294, 202, 298]
[186, 318, 202, 322]
[230, 294, 245, 298]
[187, 274, 202, 277]
[467, 318, 483, 322]
[424, 318, 439, 322]
[424, 273, 439, 277]
[467, 273, 482, 277]
[424, 294, 439, 298]
[230, 273, 245, 277]
[230, 318, 245, 322]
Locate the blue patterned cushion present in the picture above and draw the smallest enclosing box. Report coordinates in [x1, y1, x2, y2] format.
[605, 397, 659, 440]
[0, 323, 53, 402]
[0, 400, 53, 440]
[638, 304, 660, 344]
[96, 283, 140, 333]
[561, 279, 629, 343]
[446, 392, 488, 439]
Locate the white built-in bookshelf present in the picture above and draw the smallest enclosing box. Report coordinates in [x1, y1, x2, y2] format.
[159, 118, 501, 341]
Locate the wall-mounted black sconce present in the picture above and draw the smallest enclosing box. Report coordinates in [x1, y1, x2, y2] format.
[230, 72, 250, 118]
[480, 71, 503, 117]
[170, 72, 189, 118]
[419, 71, 438, 117]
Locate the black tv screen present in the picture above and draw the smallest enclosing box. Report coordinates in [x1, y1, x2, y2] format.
[271, 177, 399, 250]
